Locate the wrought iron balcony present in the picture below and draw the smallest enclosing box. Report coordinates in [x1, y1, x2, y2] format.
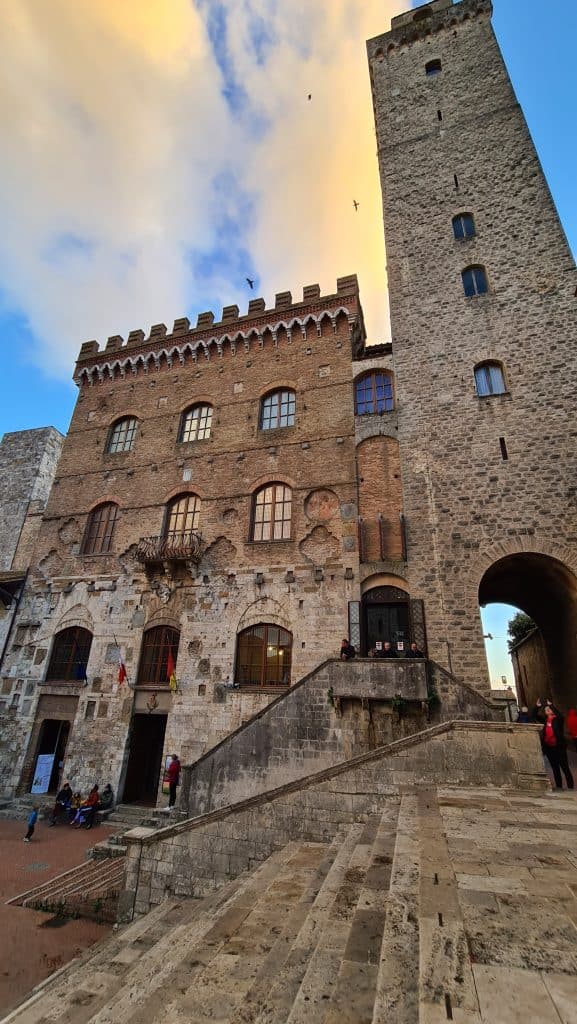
[136, 531, 203, 567]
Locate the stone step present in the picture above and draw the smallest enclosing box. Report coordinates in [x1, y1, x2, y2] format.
[248, 821, 370, 1024]
[372, 793, 421, 1024]
[6, 841, 321, 1024]
[7, 857, 125, 922]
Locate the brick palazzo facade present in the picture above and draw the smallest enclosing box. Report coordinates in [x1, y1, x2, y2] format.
[0, 0, 575, 801]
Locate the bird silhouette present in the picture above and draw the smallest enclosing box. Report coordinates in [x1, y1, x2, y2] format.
[307, 94, 312, 101]
[353, 200, 359, 211]
[246, 277, 254, 289]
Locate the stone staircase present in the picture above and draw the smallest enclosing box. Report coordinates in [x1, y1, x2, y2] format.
[6, 858, 126, 923]
[5, 786, 577, 1024]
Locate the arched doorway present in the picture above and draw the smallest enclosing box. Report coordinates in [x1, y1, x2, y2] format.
[478, 553, 577, 710]
[362, 586, 410, 655]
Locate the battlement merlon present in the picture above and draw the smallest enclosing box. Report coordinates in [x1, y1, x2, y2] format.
[367, 0, 492, 54]
[73, 275, 366, 383]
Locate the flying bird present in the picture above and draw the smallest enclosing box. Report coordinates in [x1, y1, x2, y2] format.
[246, 277, 254, 289]
[307, 94, 312, 101]
[353, 200, 359, 211]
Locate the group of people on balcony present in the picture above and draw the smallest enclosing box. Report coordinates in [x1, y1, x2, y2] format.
[340, 639, 424, 660]
[49, 781, 114, 829]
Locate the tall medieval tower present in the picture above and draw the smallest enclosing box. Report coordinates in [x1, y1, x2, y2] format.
[368, 0, 577, 703]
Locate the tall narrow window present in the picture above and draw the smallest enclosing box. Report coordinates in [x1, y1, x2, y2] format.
[235, 624, 292, 687]
[179, 404, 212, 443]
[452, 213, 476, 240]
[137, 626, 180, 686]
[260, 390, 296, 430]
[81, 502, 118, 555]
[425, 58, 442, 75]
[164, 494, 200, 542]
[355, 372, 394, 415]
[251, 484, 292, 542]
[462, 265, 488, 297]
[106, 417, 138, 453]
[46, 627, 92, 682]
[474, 362, 506, 397]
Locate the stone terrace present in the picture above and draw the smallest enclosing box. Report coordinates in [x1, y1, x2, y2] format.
[5, 785, 577, 1024]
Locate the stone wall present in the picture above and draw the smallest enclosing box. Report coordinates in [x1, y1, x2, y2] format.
[367, 0, 577, 700]
[510, 629, 552, 711]
[0, 281, 369, 800]
[0, 428, 63, 572]
[120, 721, 546, 919]
[181, 657, 432, 817]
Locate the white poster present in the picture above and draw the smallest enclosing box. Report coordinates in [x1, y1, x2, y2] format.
[31, 754, 55, 794]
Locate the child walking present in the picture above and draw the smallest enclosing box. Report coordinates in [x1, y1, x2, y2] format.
[24, 806, 38, 842]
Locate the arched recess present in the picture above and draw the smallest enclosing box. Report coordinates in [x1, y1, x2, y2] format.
[357, 436, 403, 561]
[478, 552, 577, 709]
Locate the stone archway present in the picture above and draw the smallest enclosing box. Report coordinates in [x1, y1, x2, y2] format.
[478, 553, 577, 709]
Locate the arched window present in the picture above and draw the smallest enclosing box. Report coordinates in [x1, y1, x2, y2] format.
[81, 503, 118, 554]
[137, 625, 180, 686]
[474, 361, 506, 397]
[251, 484, 292, 542]
[106, 417, 138, 454]
[235, 624, 292, 688]
[452, 213, 476, 240]
[46, 627, 92, 682]
[355, 372, 394, 415]
[260, 389, 296, 430]
[462, 265, 488, 297]
[164, 494, 200, 542]
[179, 404, 212, 443]
[425, 58, 442, 75]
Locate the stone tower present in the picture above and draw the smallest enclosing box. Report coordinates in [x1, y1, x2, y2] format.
[367, 0, 577, 704]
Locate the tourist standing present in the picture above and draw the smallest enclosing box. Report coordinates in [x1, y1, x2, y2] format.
[167, 754, 181, 809]
[540, 705, 574, 790]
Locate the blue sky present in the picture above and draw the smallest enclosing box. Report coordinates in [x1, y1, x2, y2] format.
[0, 0, 575, 688]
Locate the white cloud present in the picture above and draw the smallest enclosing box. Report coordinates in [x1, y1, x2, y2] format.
[0, 0, 406, 378]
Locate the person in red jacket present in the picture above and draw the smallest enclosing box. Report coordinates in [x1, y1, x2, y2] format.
[166, 754, 181, 809]
[540, 706, 574, 790]
[566, 708, 577, 753]
[71, 785, 99, 828]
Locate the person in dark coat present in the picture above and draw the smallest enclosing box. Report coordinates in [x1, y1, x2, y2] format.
[540, 705, 574, 790]
[405, 642, 424, 659]
[340, 639, 356, 661]
[49, 782, 73, 826]
[379, 642, 397, 659]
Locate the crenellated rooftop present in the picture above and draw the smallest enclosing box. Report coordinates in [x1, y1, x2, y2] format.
[367, 0, 491, 57]
[74, 276, 365, 385]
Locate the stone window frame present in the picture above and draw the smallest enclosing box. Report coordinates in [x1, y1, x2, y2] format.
[234, 622, 292, 688]
[178, 403, 213, 443]
[250, 483, 292, 543]
[81, 502, 118, 555]
[462, 264, 489, 298]
[474, 360, 507, 398]
[106, 416, 138, 454]
[45, 626, 93, 683]
[163, 493, 200, 542]
[259, 389, 296, 431]
[354, 370, 395, 415]
[136, 625, 180, 687]
[452, 212, 476, 241]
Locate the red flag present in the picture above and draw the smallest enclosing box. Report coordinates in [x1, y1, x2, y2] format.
[167, 649, 177, 691]
[118, 653, 127, 685]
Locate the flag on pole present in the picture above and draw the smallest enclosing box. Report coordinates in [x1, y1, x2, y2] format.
[167, 648, 177, 692]
[118, 651, 127, 685]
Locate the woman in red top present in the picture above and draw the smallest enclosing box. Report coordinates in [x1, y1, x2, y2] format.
[166, 755, 181, 809]
[540, 707, 574, 790]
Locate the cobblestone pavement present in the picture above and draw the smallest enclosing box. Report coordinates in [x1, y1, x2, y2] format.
[0, 817, 114, 1017]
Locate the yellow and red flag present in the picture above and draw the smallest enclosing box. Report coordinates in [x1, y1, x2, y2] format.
[167, 649, 177, 692]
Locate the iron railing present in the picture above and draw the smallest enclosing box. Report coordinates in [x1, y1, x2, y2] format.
[135, 531, 203, 565]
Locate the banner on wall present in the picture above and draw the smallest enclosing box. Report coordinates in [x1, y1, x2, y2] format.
[31, 754, 55, 794]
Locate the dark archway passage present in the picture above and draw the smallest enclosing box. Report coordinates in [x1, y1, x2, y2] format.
[479, 553, 577, 710]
